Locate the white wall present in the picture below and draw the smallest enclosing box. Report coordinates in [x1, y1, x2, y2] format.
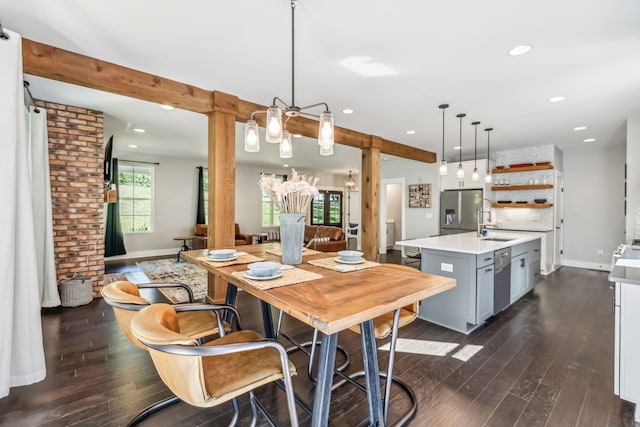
[380, 156, 440, 239]
[562, 144, 626, 269]
[627, 116, 640, 242]
[110, 151, 203, 258]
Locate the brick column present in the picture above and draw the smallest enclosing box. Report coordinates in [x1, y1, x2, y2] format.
[39, 100, 106, 297]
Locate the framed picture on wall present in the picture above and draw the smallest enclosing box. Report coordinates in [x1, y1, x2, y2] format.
[408, 183, 431, 208]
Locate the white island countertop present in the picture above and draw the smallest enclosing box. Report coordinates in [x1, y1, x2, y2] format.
[396, 231, 543, 255]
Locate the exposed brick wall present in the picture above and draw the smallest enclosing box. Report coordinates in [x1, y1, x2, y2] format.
[38, 100, 106, 297]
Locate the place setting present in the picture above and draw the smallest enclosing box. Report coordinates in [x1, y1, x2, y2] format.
[232, 261, 323, 290]
[308, 250, 381, 273]
[199, 248, 264, 267]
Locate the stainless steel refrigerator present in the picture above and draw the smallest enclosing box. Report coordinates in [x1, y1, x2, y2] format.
[439, 189, 482, 235]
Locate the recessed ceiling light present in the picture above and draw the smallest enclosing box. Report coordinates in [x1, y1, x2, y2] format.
[453, 146, 461, 150]
[128, 144, 138, 148]
[283, 164, 289, 167]
[160, 104, 174, 111]
[406, 130, 416, 135]
[548, 96, 565, 103]
[293, 134, 302, 138]
[584, 138, 596, 143]
[508, 44, 532, 56]
[342, 108, 354, 114]
[573, 126, 587, 131]
[133, 128, 146, 133]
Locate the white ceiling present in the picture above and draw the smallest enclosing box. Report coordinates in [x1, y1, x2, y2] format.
[4, 0, 640, 168]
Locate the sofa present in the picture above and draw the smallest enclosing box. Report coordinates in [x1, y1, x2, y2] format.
[194, 223, 252, 247]
[303, 225, 346, 252]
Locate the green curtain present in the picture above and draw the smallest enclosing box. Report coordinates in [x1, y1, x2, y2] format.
[105, 158, 126, 256]
[196, 166, 205, 224]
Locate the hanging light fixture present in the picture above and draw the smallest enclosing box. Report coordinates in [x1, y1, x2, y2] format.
[456, 113, 466, 180]
[484, 127, 493, 183]
[471, 121, 481, 181]
[279, 131, 293, 158]
[244, 0, 334, 158]
[345, 170, 356, 189]
[438, 104, 449, 175]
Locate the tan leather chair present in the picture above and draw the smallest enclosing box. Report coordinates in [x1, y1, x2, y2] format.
[101, 281, 240, 425]
[131, 303, 299, 426]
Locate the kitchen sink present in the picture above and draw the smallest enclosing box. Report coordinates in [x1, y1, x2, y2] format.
[480, 237, 513, 242]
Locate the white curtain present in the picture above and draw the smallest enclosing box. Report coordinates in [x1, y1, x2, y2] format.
[26, 105, 60, 307]
[0, 29, 46, 398]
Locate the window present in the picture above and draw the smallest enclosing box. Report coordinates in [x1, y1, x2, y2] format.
[311, 190, 343, 227]
[118, 163, 154, 232]
[261, 175, 284, 227]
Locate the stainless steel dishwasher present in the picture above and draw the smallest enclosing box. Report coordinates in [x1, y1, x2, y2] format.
[493, 247, 512, 314]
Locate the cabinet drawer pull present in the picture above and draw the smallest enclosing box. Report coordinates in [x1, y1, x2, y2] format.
[534, 249, 540, 252]
[484, 257, 492, 262]
[612, 297, 615, 316]
[485, 268, 493, 273]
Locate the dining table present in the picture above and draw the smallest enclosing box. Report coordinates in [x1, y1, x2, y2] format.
[182, 243, 455, 426]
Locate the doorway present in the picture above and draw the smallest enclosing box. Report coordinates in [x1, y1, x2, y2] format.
[380, 178, 406, 254]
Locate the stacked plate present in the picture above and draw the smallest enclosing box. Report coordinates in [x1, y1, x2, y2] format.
[207, 249, 238, 262]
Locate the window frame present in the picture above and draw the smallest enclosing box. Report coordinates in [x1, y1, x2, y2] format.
[311, 190, 343, 227]
[261, 174, 284, 227]
[118, 162, 155, 234]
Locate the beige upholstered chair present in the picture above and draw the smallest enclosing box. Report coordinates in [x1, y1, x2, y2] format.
[131, 303, 299, 426]
[101, 281, 239, 425]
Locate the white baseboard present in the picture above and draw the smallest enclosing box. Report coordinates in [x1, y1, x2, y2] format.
[105, 248, 179, 261]
[562, 259, 611, 272]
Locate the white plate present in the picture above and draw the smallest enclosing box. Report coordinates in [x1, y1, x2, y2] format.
[207, 254, 239, 262]
[243, 271, 284, 281]
[335, 257, 365, 265]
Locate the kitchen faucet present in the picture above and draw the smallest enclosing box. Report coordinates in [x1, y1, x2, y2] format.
[477, 198, 493, 237]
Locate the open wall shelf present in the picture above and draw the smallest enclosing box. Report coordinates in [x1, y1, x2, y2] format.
[492, 203, 553, 209]
[491, 165, 554, 174]
[492, 184, 553, 191]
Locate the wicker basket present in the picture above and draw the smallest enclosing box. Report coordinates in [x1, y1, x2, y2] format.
[60, 277, 93, 307]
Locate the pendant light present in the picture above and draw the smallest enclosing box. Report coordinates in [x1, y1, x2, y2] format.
[471, 121, 481, 181]
[456, 113, 466, 180]
[438, 104, 449, 175]
[279, 131, 293, 158]
[484, 127, 493, 183]
[345, 170, 356, 189]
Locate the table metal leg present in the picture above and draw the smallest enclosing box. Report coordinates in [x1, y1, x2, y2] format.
[312, 332, 338, 427]
[224, 283, 238, 325]
[261, 300, 275, 339]
[361, 319, 385, 426]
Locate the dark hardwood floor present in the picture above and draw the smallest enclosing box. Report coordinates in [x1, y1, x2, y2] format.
[0, 254, 636, 426]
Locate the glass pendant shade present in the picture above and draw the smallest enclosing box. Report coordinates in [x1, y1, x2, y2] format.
[456, 164, 465, 180]
[345, 171, 356, 189]
[244, 120, 260, 152]
[484, 171, 492, 183]
[279, 132, 292, 158]
[318, 112, 334, 146]
[266, 106, 283, 143]
[471, 167, 480, 181]
[439, 160, 448, 175]
[319, 142, 334, 156]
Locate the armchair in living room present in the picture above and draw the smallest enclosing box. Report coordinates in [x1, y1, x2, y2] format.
[194, 223, 252, 247]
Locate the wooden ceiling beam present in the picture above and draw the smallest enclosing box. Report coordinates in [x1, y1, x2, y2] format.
[21, 37, 437, 163]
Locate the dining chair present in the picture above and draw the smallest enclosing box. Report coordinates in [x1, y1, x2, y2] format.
[101, 281, 241, 425]
[131, 303, 299, 427]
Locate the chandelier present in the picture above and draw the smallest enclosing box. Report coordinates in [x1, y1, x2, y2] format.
[345, 170, 356, 189]
[244, 0, 335, 158]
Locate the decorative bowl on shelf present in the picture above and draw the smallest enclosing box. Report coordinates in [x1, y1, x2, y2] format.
[496, 166, 506, 170]
[497, 200, 512, 204]
[516, 201, 528, 204]
[509, 163, 534, 168]
[535, 162, 551, 166]
[534, 199, 547, 204]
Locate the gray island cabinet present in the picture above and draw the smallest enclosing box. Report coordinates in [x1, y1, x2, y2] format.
[397, 232, 542, 334]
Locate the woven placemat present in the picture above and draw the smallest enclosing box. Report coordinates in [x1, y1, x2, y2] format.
[198, 254, 264, 268]
[265, 248, 323, 257]
[231, 268, 323, 290]
[307, 257, 381, 273]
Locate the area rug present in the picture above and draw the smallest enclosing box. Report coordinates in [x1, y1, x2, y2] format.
[135, 259, 208, 303]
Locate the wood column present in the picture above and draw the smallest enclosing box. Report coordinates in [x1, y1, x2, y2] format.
[361, 136, 382, 262]
[207, 91, 238, 302]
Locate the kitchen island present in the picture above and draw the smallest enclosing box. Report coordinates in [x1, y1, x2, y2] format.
[397, 232, 542, 334]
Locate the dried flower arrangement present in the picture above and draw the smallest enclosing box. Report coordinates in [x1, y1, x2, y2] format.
[259, 169, 319, 213]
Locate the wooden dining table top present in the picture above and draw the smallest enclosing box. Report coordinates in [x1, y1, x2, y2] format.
[182, 243, 455, 335]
